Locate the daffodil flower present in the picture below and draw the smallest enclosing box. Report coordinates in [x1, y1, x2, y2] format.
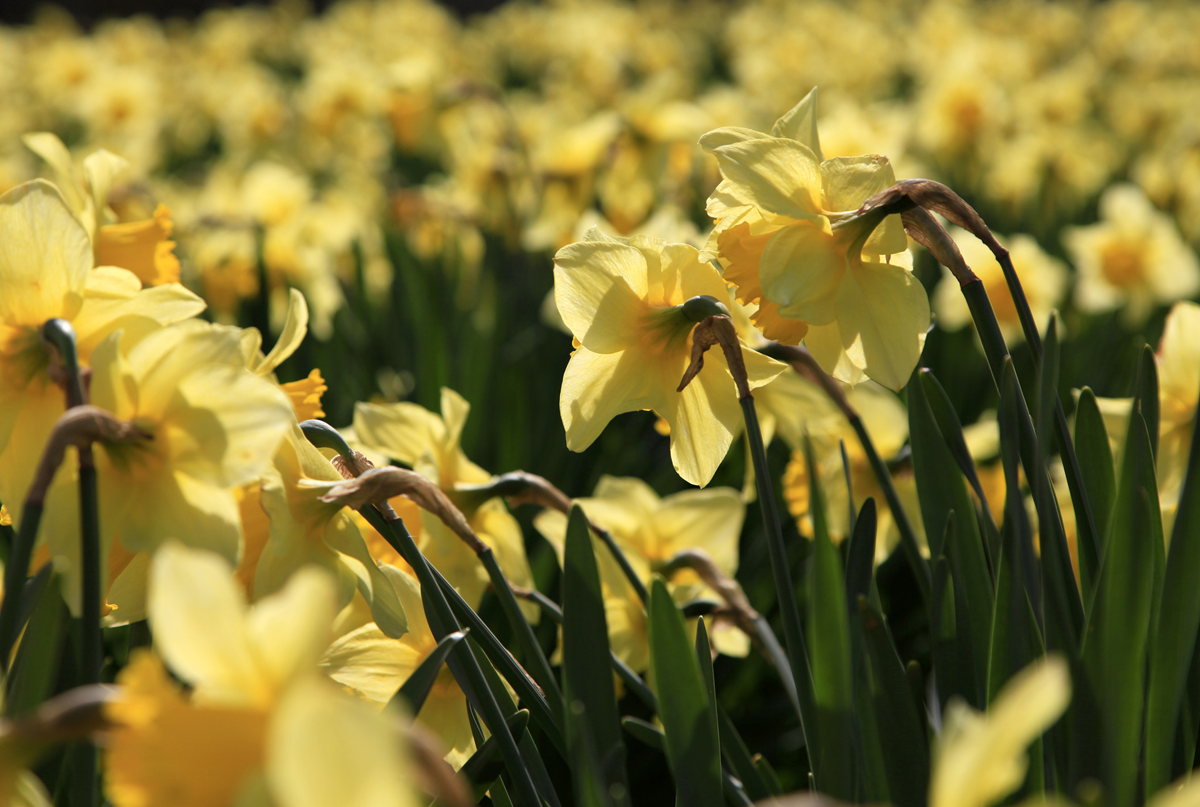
[700, 88, 930, 391]
[104, 542, 419, 807]
[84, 319, 293, 620]
[320, 566, 477, 768]
[240, 288, 328, 421]
[554, 229, 785, 486]
[535, 475, 749, 668]
[352, 387, 538, 620]
[253, 423, 408, 639]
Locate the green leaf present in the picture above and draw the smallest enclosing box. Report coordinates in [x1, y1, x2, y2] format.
[844, 498, 879, 614]
[751, 755, 783, 797]
[857, 598, 929, 807]
[805, 441, 856, 801]
[1144, 376, 1200, 795]
[462, 709, 532, 792]
[389, 629, 468, 713]
[716, 706, 774, 803]
[695, 618, 720, 747]
[1083, 413, 1158, 807]
[911, 370, 993, 705]
[562, 504, 628, 806]
[648, 578, 724, 807]
[5, 567, 65, 718]
[620, 716, 665, 750]
[1073, 387, 1113, 601]
[1135, 344, 1160, 462]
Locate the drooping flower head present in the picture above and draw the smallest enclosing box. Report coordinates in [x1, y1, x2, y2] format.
[700, 88, 930, 391]
[554, 228, 785, 486]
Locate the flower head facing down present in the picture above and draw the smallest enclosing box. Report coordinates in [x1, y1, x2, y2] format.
[554, 228, 785, 486]
[700, 89, 930, 391]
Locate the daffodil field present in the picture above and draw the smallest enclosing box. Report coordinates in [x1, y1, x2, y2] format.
[3, 0, 1200, 804]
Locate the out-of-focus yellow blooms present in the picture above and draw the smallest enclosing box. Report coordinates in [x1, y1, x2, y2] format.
[321, 566, 476, 769]
[933, 227, 1068, 344]
[84, 320, 292, 620]
[353, 387, 538, 620]
[780, 379, 923, 562]
[254, 424, 407, 639]
[23, 133, 181, 287]
[1064, 184, 1200, 324]
[535, 475, 749, 669]
[701, 89, 928, 391]
[105, 542, 418, 807]
[554, 228, 785, 486]
[930, 655, 1070, 807]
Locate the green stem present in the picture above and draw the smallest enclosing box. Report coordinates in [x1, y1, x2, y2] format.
[848, 414, 932, 607]
[740, 394, 814, 746]
[478, 548, 564, 723]
[360, 505, 544, 807]
[0, 503, 43, 671]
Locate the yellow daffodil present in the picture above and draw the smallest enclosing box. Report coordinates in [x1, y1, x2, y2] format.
[933, 227, 1067, 344]
[1065, 183, 1200, 324]
[82, 320, 292, 620]
[700, 89, 929, 391]
[253, 423, 407, 638]
[320, 566, 476, 769]
[930, 655, 1070, 807]
[352, 387, 538, 620]
[24, 133, 181, 286]
[535, 475, 749, 668]
[554, 229, 786, 486]
[105, 542, 418, 807]
[0, 181, 204, 606]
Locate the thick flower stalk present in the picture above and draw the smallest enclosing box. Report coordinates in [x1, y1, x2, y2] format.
[700, 89, 930, 391]
[554, 229, 785, 486]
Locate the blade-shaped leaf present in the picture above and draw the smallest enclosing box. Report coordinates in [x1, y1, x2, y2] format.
[844, 498, 879, 614]
[649, 578, 723, 807]
[389, 629, 468, 713]
[562, 504, 628, 806]
[1073, 387, 1113, 601]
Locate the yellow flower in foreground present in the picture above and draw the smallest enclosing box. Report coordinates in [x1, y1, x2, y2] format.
[554, 229, 785, 486]
[105, 543, 418, 807]
[930, 655, 1070, 807]
[241, 288, 327, 421]
[701, 88, 929, 391]
[933, 227, 1067, 344]
[1065, 183, 1200, 324]
[321, 566, 477, 769]
[535, 476, 748, 669]
[353, 387, 538, 619]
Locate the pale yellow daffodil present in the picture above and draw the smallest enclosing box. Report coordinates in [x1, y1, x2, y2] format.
[352, 387, 538, 620]
[240, 288, 328, 421]
[104, 542, 419, 807]
[1065, 183, 1200, 325]
[23, 132, 182, 287]
[700, 88, 929, 391]
[82, 319, 292, 621]
[535, 475, 749, 668]
[930, 655, 1070, 807]
[320, 566, 477, 769]
[554, 229, 786, 487]
[253, 423, 407, 638]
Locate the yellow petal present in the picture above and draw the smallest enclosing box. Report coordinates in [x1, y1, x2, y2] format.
[0, 180, 91, 326]
[803, 321, 867, 388]
[280, 369, 327, 422]
[770, 88, 822, 159]
[149, 542, 267, 707]
[819, 155, 906, 255]
[73, 266, 206, 359]
[759, 221, 843, 325]
[255, 289, 309, 375]
[21, 134, 85, 214]
[706, 137, 825, 222]
[353, 400, 446, 469]
[655, 487, 745, 573]
[323, 514, 408, 639]
[560, 347, 650, 452]
[266, 676, 417, 807]
[832, 259, 930, 391]
[82, 148, 129, 224]
[553, 240, 649, 353]
[247, 566, 338, 693]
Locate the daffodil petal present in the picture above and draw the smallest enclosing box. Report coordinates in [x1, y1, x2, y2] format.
[560, 347, 650, 452]
[833, 259, 930, 391]
[247, 566, 338, 692]
[706, 138, 825, 222]
[554, 241, 649, 353]
[759, 221, 843, 325]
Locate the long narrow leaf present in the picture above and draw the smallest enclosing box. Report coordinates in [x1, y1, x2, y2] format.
[389, 629, 468, 713]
